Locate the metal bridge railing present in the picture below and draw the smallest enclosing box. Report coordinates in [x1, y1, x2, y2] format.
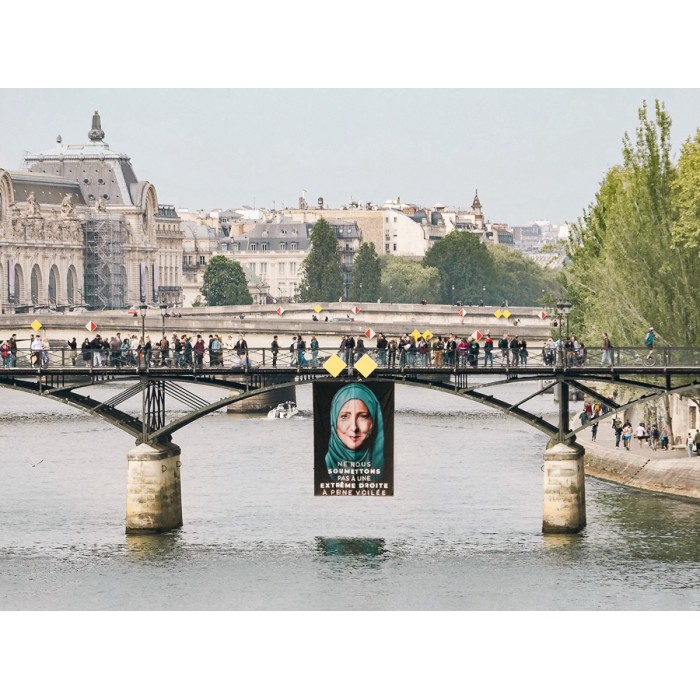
[1, 346, 699, 371]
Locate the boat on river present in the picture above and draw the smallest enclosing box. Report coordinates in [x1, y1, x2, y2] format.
[267, 401, 299, 419]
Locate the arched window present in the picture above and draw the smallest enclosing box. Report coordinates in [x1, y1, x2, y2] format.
[48, 266, 58, 306]
[31, 266, 41, 305]
[67, 266, 76, 305]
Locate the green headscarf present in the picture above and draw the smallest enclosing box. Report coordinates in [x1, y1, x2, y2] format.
[324, 383, 385, 479]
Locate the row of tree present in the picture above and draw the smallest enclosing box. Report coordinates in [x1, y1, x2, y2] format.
[565, 100, 700, 347]
[199, 216, 560, 308]
[299, 218, 560, 306]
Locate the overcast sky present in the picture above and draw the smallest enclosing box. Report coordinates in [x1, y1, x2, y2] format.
[2, 88, 699, 226]
[2, 5, 698, 228]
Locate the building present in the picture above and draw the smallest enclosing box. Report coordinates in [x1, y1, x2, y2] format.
[0, 111, 183, 312]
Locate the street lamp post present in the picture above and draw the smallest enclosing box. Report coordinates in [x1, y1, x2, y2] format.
[555, 300, 573, 367]
[160, 304, 167, 339]
[138, 304, 147, 368]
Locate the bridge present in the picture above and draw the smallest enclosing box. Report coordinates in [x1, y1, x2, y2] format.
[2, 343, 699, 536]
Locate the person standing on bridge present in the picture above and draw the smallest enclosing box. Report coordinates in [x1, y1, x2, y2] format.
[645, 327, 656, 361]
[601, 333, 613, 367]
[483, 332, 493, 367]
[499, 334, 509, 367]
[270, 335, 279, 367]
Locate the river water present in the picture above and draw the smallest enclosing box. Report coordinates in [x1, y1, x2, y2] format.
[2, 379, 700, 612]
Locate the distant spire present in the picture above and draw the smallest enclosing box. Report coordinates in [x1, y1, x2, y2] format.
[88, 111, 105, 142]
[472, 190, 482, 210]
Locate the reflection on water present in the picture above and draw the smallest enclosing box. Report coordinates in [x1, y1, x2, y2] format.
[316, 537, 386, 558]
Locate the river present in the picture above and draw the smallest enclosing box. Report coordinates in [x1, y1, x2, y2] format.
[2, 380, 700, 612]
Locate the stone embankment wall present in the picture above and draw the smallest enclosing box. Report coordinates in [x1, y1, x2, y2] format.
[585, 443, 700, 501]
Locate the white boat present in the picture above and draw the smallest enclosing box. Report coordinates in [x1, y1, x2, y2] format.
[267, 401, 299, 419]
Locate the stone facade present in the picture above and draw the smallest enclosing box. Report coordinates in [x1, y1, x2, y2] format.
[0, 112, 183, 312]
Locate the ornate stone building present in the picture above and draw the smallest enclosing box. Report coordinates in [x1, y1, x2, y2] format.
[0, 111, 183, 312]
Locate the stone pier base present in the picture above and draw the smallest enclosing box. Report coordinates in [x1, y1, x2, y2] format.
[126, 442, 183, 534]
[226, 384, 296, 413]
[543, 440, 586, 534]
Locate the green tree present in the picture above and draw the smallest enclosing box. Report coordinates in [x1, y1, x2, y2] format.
[422, 230, 495, 304]
[298, 218, 344, 302]
[565, 99, 700, 346]
[380, 256, 440, 304]
[489, 246, 561, 306]
[200, 255, 253, 306]
[349, 242, 381, 302]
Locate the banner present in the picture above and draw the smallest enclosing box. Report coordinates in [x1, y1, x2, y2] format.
[314, 382, 394, 496]
[7, 259, 15, 304]
[139, 262, 146, 303]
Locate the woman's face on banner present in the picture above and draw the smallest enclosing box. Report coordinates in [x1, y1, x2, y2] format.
[336, 399, 374, 450]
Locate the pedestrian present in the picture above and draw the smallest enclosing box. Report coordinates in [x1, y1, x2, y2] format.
[613, 416, 623, 448]
[0, 339, 10, 368]
[645, 327, 656, 361]
[270, 335, 279, 367]
[687, 433, 695, 458]
[483, 332, 494, 367]
[387, 338, 397, 368]
[68, 337, 78, 366]
[194, 334, 205, 368]
[636, 422, 647, 448]
[591, 422, 598, 441]
[623, 421, 633, 450]
[601, 332, 613, 366]
[310, 335, 319, 367]
[31, 333, 43, 367]
[509, 335, 520, 367]
[695, 429, 700, 456]
[376, 334, 388, 366]
[8, 334, 17, 367]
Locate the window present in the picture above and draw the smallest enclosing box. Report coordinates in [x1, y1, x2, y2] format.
[691, 405, 698, 429]
[261, 242, 268, 251]
[289, 262, 297, 274]
[345, 242, 352, 251]
[260, 262, 267, 274]
[278, 262, 285, 273]
[249, 262, 256, 273]
[393, 243, 397, 251]
[279, 242, 287, 251]
[385, 217, 389, 223]
[385, 243, 390, 253]
[394, 217, 397, 223]
[250, 243, 257, 251]
[290, 242, 298, 251]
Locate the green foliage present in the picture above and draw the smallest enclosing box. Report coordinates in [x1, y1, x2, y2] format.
[200, 256, 253, 306]
[488, 246, 561, 306]
[379, 256, 440, 303]
[565, 99, 700, 346]
[423, 230, 495, 304]
[297, 218, 344, 302]
[349, 242, 381, 302]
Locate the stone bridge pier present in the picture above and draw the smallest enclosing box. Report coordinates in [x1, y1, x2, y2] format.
[542, 439, 587, 533]
[126, 441, 183, 534]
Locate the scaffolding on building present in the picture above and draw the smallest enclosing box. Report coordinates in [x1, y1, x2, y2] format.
[83, 214, 127, 310]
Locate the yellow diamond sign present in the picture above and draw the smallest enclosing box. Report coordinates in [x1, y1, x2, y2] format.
[494, 310, 503, 319]
[314, 305, 323, 314]
[410, 329, 422, 340]
[423, 330, 433, 341]
[355, 353, 378, 378]
[502, 309, 512, 319]
[323, 354, 347, 377]
[31, 320, 42, 332]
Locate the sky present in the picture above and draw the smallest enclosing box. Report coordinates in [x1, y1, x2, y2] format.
[2, 3, 699, 230]
[2, 88, 699, 226]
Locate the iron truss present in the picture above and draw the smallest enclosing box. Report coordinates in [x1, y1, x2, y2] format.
[0, 365, 699, 445]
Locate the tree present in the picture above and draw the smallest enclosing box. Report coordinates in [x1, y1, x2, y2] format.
[297, 218, 344, 302]
[489, 246, 561, 306]
[422, 230, 495, 304]
[380, 256, 441, 304]
[565, 100, 700, 346]
[200, 255, 253, 306]
[349, 242, 381, 302]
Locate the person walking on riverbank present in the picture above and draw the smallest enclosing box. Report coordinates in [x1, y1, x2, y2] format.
[613, 416, 623, 448]
[695, 429, 700, 456]
[688, 433, 695, 458]
[591, 422, 598, 441]
[623, 422, 633, 450]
